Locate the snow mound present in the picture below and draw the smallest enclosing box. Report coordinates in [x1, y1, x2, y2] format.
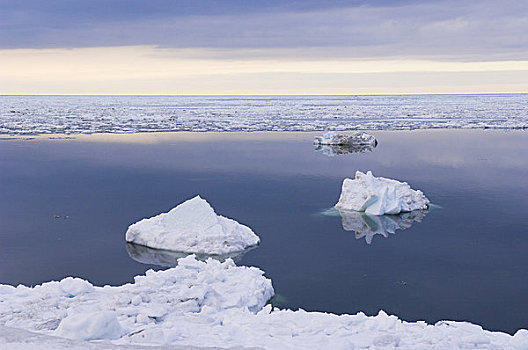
[314, 131, 377, 147]
[339, 210, 428, 244]
[125, 196, 259, 254]
[55, 312, 124, 341]
[335, 171, 430, 215]
[0, 255, 274, 342]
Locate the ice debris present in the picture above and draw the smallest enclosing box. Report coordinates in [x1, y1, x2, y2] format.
[125, 196, 259, 255]
[335, 171, 430, 215]
[314, 131, 377, 147]
[339, 210, 428, 244]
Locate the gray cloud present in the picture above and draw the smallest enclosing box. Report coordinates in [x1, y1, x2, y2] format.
[1, 0, 527, 60]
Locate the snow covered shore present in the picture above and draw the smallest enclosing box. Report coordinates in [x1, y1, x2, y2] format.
[125, 196, 259, 255]
[1, 254, 527, 349]
[335, 171, 430, 215]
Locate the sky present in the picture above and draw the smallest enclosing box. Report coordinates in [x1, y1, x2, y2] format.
[0, 0, 527, 94]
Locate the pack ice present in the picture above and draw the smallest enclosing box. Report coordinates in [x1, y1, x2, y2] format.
[1, 257, 527, 349]
[314, 131, 378, 147]
[335, 171, 430, 215]
[125, 196, 259, 255]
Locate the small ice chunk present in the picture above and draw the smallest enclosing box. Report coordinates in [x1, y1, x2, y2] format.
[54, 311, 124, 341]
[335, 171, 430, 215]
[58, 277, 94, 297]
[125, 196, 259, 254]
[314, 131, 377, 147]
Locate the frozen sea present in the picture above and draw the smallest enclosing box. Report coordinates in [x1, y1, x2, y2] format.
[1, 94, 528, 134]
[1, 129, 527, 337]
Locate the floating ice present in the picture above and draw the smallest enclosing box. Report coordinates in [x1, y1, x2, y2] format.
[125, 196, 259, 255]
[335, 171, 430, 215]
[339, 210, 428, 244]
[314, 131, 377, 147]
[3, 95, 527, 135]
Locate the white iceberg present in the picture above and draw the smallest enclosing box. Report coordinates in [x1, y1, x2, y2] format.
[335, 171, 430, 215]
[125, 196, 260, 255]
[314, 131, 378, 147]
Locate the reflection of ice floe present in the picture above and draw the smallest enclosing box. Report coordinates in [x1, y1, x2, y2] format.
[335, 171, 430, 215]
[314, 143, 376, 156]
[125, 242, 255, 267]
[125, 195, 259, 254]
[339, 209, 429, 244]
[314, 131, 378, 147]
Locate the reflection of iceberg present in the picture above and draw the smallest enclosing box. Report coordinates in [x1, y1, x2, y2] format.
[339, 209, 428, 244]
[314, 143, 376, 156]
[126, 242, 255, 267]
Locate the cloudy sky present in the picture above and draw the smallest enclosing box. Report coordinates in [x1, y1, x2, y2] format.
[1, 0, 527, 94]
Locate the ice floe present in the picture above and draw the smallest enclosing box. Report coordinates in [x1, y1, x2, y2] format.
[1, 255, 527, 349]
[314, 132, 377, 156]
[335, 171, 430, 215]
[125, 196, 259, 255]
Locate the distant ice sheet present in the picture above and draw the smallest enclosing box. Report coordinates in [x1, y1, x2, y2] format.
[1, 95, 527, 134]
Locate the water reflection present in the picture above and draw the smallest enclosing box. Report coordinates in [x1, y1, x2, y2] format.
[322, 208, 428, 244]
[125, 242, 255, 267]
[341, 210, 428, 244]
[314, 143, 376, 157]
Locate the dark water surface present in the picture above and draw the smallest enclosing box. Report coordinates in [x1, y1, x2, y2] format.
[1, 130, 527, 334]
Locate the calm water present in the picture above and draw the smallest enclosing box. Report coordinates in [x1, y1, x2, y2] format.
[0, 130, 527, 334]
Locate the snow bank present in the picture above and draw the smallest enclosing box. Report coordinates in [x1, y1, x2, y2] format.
[335, 171, 430, 215]
[339, 210, 428, 244]
[314, 131, 377, 147]
[125, 196, 259, 255]
[0, 255, 273, 342]
[1, 255, 527, 349]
